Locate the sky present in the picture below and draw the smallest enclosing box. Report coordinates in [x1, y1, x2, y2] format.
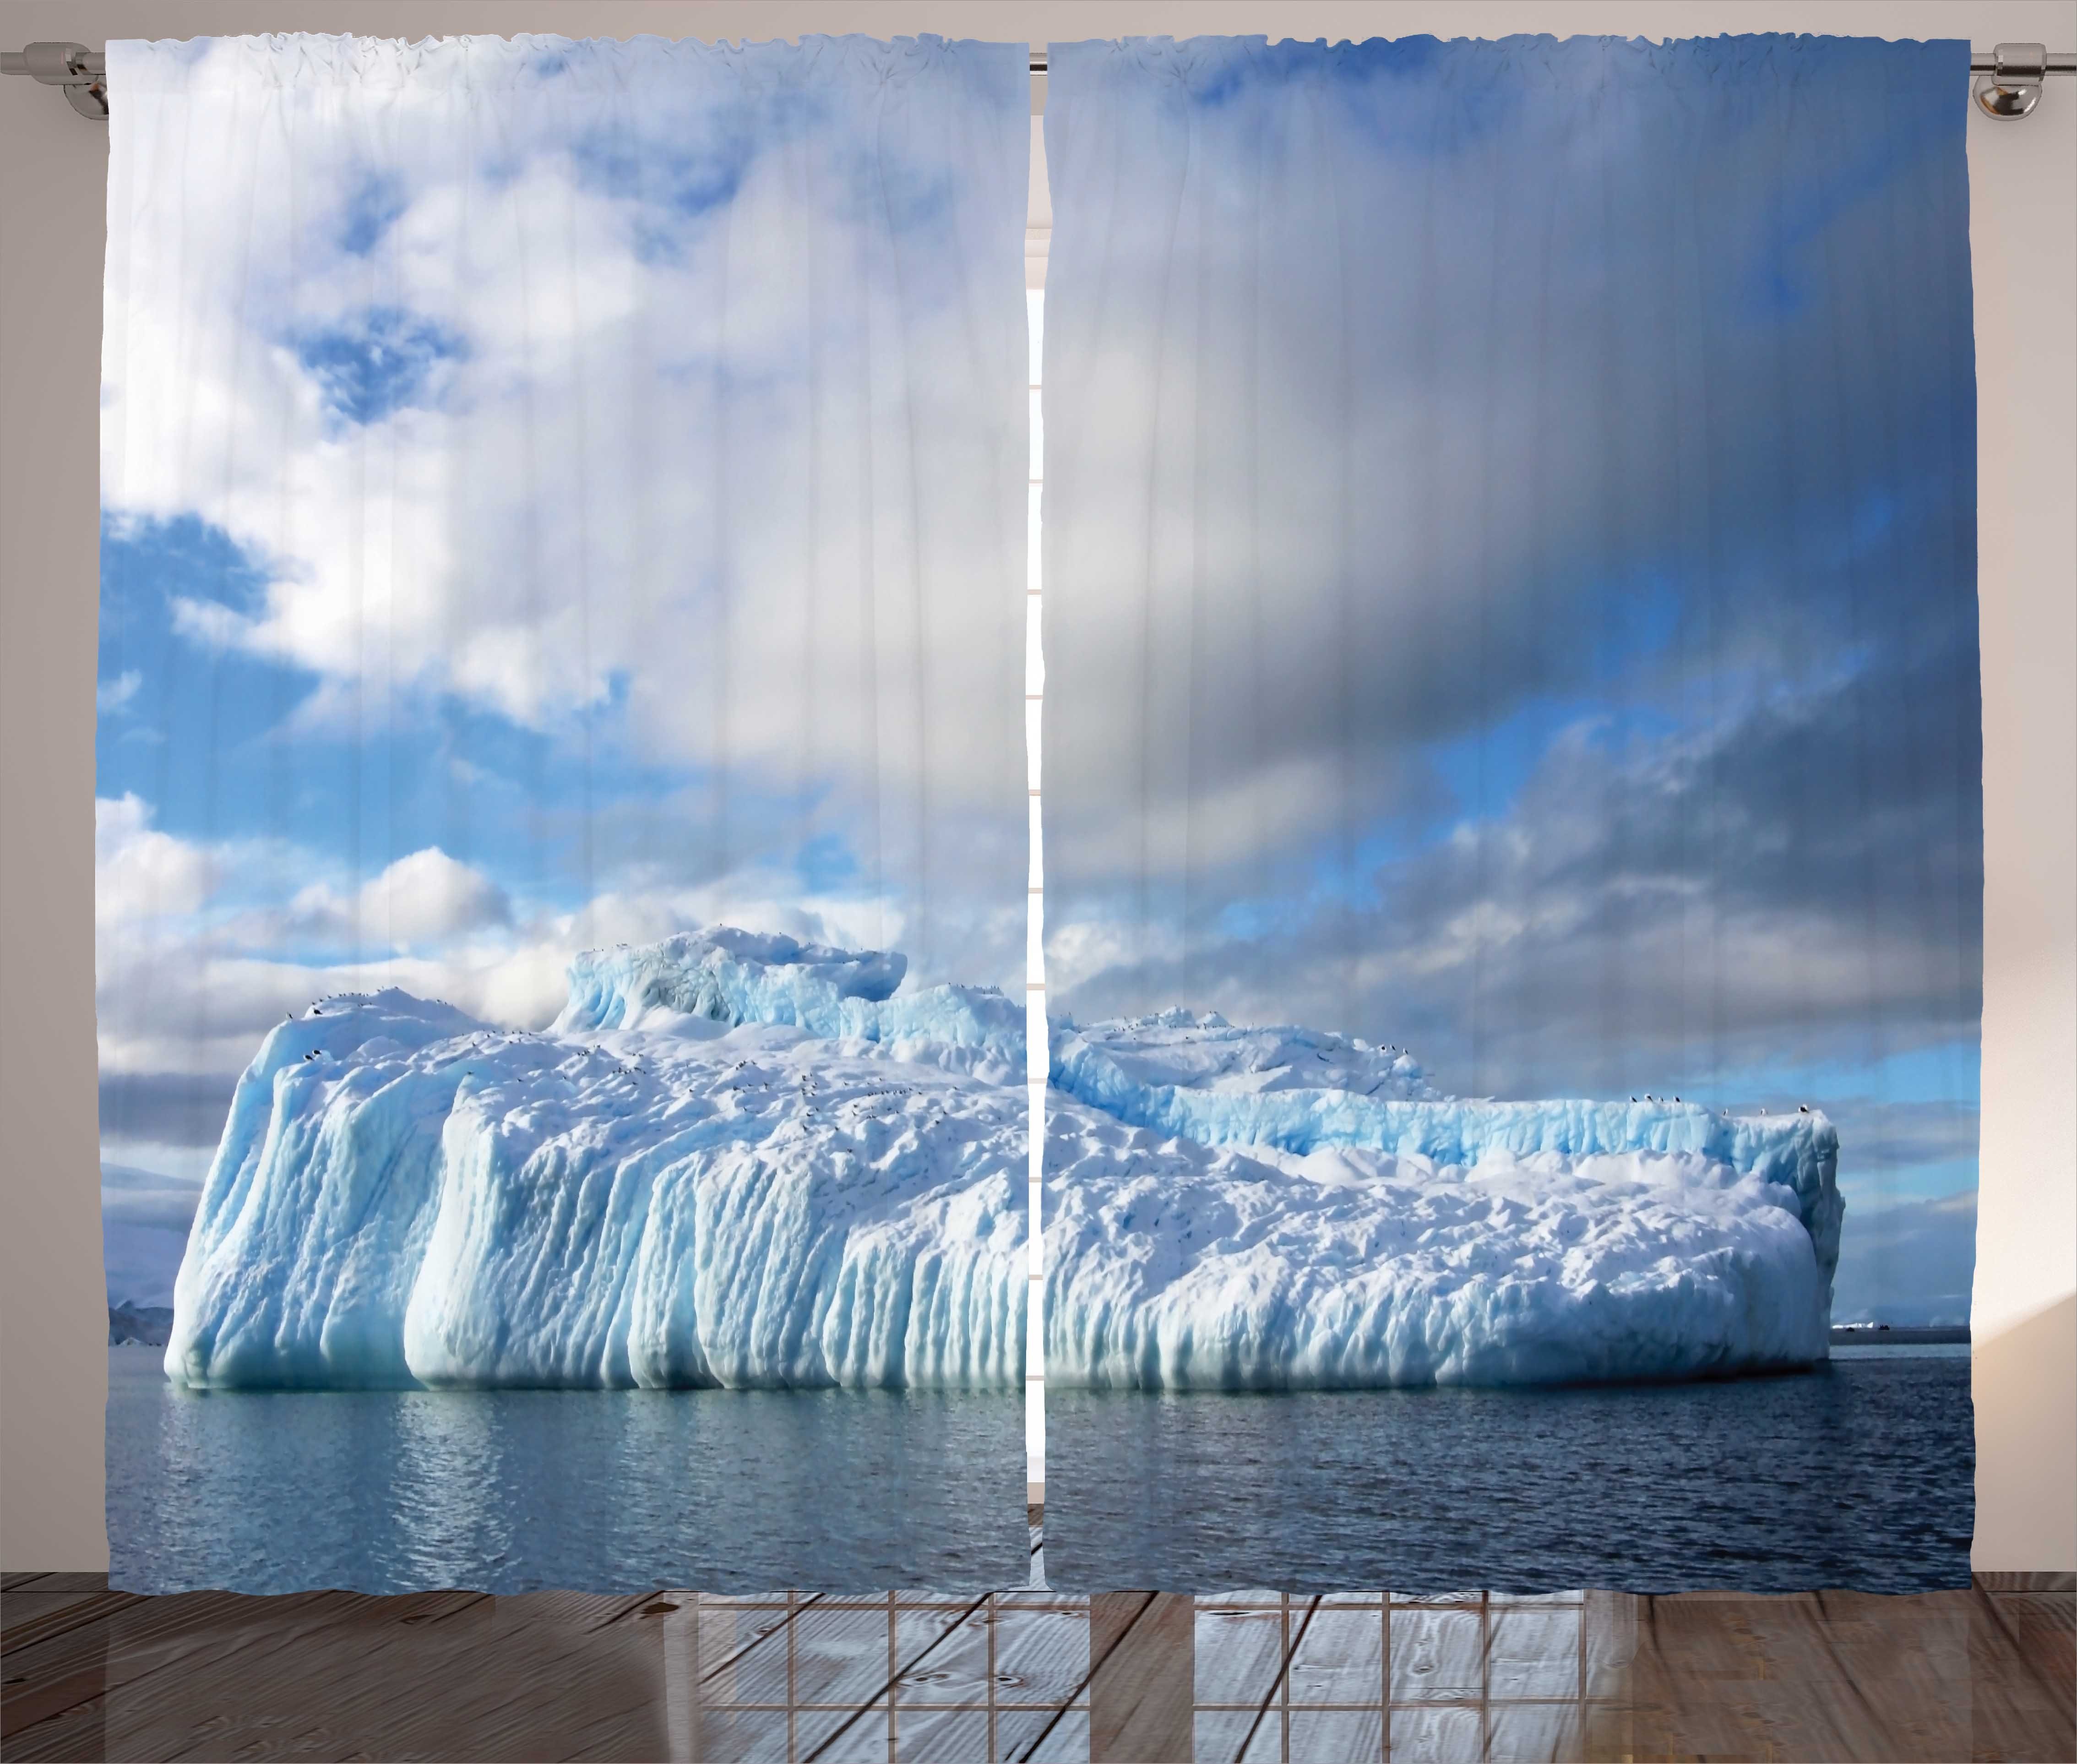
[94, 33, 1983, 1329]
[94, 33, 1031, 1285]
[1038, 34, 1981, 1322]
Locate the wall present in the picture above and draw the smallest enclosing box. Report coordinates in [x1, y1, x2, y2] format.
[3, 0, 2071, 1574]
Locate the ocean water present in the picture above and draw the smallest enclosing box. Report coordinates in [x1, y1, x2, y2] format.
[109, 1348, 1972, 1596]
[1045, 1349, 1974, 1595]
[105, 1348, 1026, 1595]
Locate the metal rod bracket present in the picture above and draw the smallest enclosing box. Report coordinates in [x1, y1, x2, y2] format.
[1974, 42, 2064, 119]
[0, 41, 108, 119]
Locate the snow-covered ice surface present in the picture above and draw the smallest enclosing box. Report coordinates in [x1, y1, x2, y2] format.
[1045, 1011, 1840, 1388]
[166, 934, 1840, 1390]
[1053, 1010, 1441, 1102]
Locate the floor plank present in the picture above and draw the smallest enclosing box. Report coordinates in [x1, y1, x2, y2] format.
[1, 1590, 125, 1644]
[1090, 1592, 1192, 1763]
[1968, 1587, 2077, 1764]
[0, 1579, 2068, 1761]
[0, 1575, 108, 1596]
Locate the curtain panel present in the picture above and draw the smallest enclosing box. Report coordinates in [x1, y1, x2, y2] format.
[97, 33, 1032, 1595]
[1038, 34, 1981, 1594]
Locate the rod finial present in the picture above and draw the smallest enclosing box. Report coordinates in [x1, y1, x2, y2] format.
[1976, 43, 2048, 119]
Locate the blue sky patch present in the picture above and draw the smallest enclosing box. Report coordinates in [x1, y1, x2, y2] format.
[295, 307, 467, 427]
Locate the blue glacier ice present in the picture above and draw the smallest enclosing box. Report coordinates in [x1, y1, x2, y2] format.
[556, 930, 1027, 1076]
[164, 933, 1840, 1391]
[165, 933, 1028, 1390]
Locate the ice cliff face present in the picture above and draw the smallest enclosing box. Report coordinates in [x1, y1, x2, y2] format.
[165, 944, 1027, 1391]
[165, 931, 1840, 1391]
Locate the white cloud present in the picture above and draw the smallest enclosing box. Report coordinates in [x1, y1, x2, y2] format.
[92, 797, 1023, 1087]
[92, 806, 525, 1074]
[102, 39, 1029, 823]
[269, 847, 511, 954]
[95, 794, 216, 925]
[96, 670, 142, 713]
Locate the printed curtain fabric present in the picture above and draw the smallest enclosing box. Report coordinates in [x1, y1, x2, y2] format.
[1038, 36, 1981, 1593]
[97, 33, 1032, 1594]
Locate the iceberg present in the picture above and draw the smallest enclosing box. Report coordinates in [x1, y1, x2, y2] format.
[163, 933, 1839, 1392]
[1044, 1011, 1839, 1388]
[165, 935, 1028, 1390]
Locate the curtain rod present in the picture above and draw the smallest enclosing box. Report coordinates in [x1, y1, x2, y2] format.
[7, 40, 2073, 122]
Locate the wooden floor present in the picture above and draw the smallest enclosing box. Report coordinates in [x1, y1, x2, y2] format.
[3, 1567, 2069, 1761]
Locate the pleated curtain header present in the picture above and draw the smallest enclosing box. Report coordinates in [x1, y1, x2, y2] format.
[107, 33, 1022, 96]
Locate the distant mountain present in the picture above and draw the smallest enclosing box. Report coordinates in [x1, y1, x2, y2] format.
[108, 1302, 174, 1347]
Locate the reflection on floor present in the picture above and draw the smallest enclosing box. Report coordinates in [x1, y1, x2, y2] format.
[4, 1563, 2071, 1760]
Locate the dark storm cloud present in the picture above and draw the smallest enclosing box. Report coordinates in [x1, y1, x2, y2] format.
[1041, 35, 1979, 1112]
[100, 1161, 204, 1229]
[1042, 34, 1974, 882]
[1833, 1099, 1981, 1175]
[1053, 648, 1981, 1105]
[100, 1071, 237, 1148]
